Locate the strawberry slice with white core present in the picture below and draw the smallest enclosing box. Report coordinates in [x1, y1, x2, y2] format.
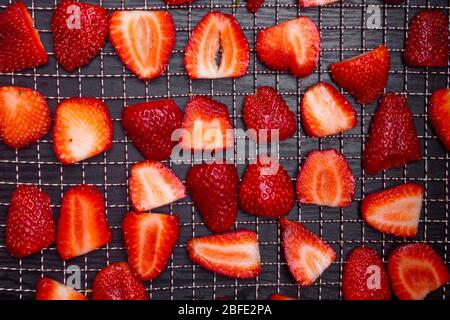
[35, 277, 88, 300]
[184, 11, 249, 79]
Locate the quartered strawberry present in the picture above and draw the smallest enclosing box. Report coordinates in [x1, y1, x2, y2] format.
[404, 10, 448, 68]
[243, 86, 296, 142]
[256, 17, 320, 77]
[362, 183, 423, 238]
[129, 160, 185, 212]
[246, 0, 264, 13]
[92, 262, 148, 300]
[239, 157, 295, 218]
[297, 149, 355, 207]
[122, 99, 183, 161]
[53, 97, 113, 165]
[301, 82, 357, 137]
[35, 277, 88, 300]
[428, 89, 450, 150]
[187, 229, 261, 279]
[342, 247, 391, 300]
[123, 212, 179, 280]
[280, 218, 336, 286]
[110, 10, 175, 81]
[0, 1, 47, 73]
[299, 0, 338, 7]
[184, 11, 249, 79]
[180, 96, 233, 151]
[269, 294, 297, 300]
[6, 185, 55, 258]
[186, 163, 238, 233]
[363, 93, 421, 174]
[0, 86, 51, 149]
[57, 185, 112, 260]
[330, 45, 390, 104]
[52, 0, 108, 72]
[388, 244, 450, 300]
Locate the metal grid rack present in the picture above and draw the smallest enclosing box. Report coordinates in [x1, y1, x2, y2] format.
[0, 0, 449, 300]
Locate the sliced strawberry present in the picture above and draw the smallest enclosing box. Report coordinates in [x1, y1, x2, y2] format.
[109, 10, 175, 81]
[6, 185, 55, 258]
[239, 157, 295, 218]
[362, 183, 424, 238]
[296, 149, 355, 207]
[123, 212, 178, 280]
[269, 294, 297, 300]
[329, 45, 390, 104]
[92, 262, 148, 300]
[35, 277, 88, 300]
[404, 10, 448, 67]
[342, 247, 391, 300]
[301, 82, 357, 137]
[51, 0, 108, 72]
[53, 97, 113, 165]
[363, 93, 421, 174]
[187, 229, 261, 279]
[129, 160, 185, 212]
[184, 11, 249, 79]
[180, 96, 233, 151]
[299, 0, 338, 7]
[256, 17, 320, 77]
[280, 217, 336, 286]
[0, 86, 51, 149]
[0, 1, 47, 73]
[428, 89, 450, 150]
[122, 99, 183, 161]
[186, 163, 238, 233]
[243, 86, 296, 142]
[246, 0, 264, 13]
[388, 244, 450, 300]
[57, 185, 112, 260]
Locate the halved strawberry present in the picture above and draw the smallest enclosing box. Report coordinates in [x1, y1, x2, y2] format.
[388, 243, 450, 300]
[361, 183, 424, 238]
[35, 277, 88, 300]
[342, 247, 391, 300]
[53, 97, 113, 165]
[0, 86, 51, 149]
[92, 262, 148, 300]
[299, 0, 338, 7]
[428, 89, 450, 150]
[363, 93, 421, 174]
[404, 10, 448, 67]
[329, 45, 390, 104]
[280, 217, 336, 286]
[246, 0, 264, 13]
[123, 212, 179, 280]
[109, 10, 175, 81]
[187, 229, 261, 279]
[6, 185, 55, 258]
[301, 82, 357, 137]
[57, 185, 112, 260]
[184, 11, 249, 79]
[0, 1, 47, 73]
[129, 160, 185, 212]
[243, 86, 296, 142]
[256, 17, 320, 77]
[296, 149, 355, 207]
[180, 96, 233, 151]
[269, 294, 297, 300]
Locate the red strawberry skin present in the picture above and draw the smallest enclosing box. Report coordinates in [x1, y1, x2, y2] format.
[186, 163, 238, 233]
[0, 86, 51, 149]
[342, 247, 391, 300]
[243, 86, 296, 142]
[246, 0, 265, 13]
[363, 93, 421, 174]
[428, 89, 450, 150]
[164, 0, 193, 5]
[299, 0, 338, 7]
[52, 0, 108, 72]
[35, 277, 88, 300]
[239, 158, 295, 218]
[404, 10, 448, 67]
[92, 262, 148, 300]
[269, 294, 297, 300]
[0, 1, 47, 73]
[6, 185, 55, 258]
[122, 99, 183, 161]
[330, 45, 390, 104]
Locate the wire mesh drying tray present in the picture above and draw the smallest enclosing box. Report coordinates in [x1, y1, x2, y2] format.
[0, 0, 449, 300]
